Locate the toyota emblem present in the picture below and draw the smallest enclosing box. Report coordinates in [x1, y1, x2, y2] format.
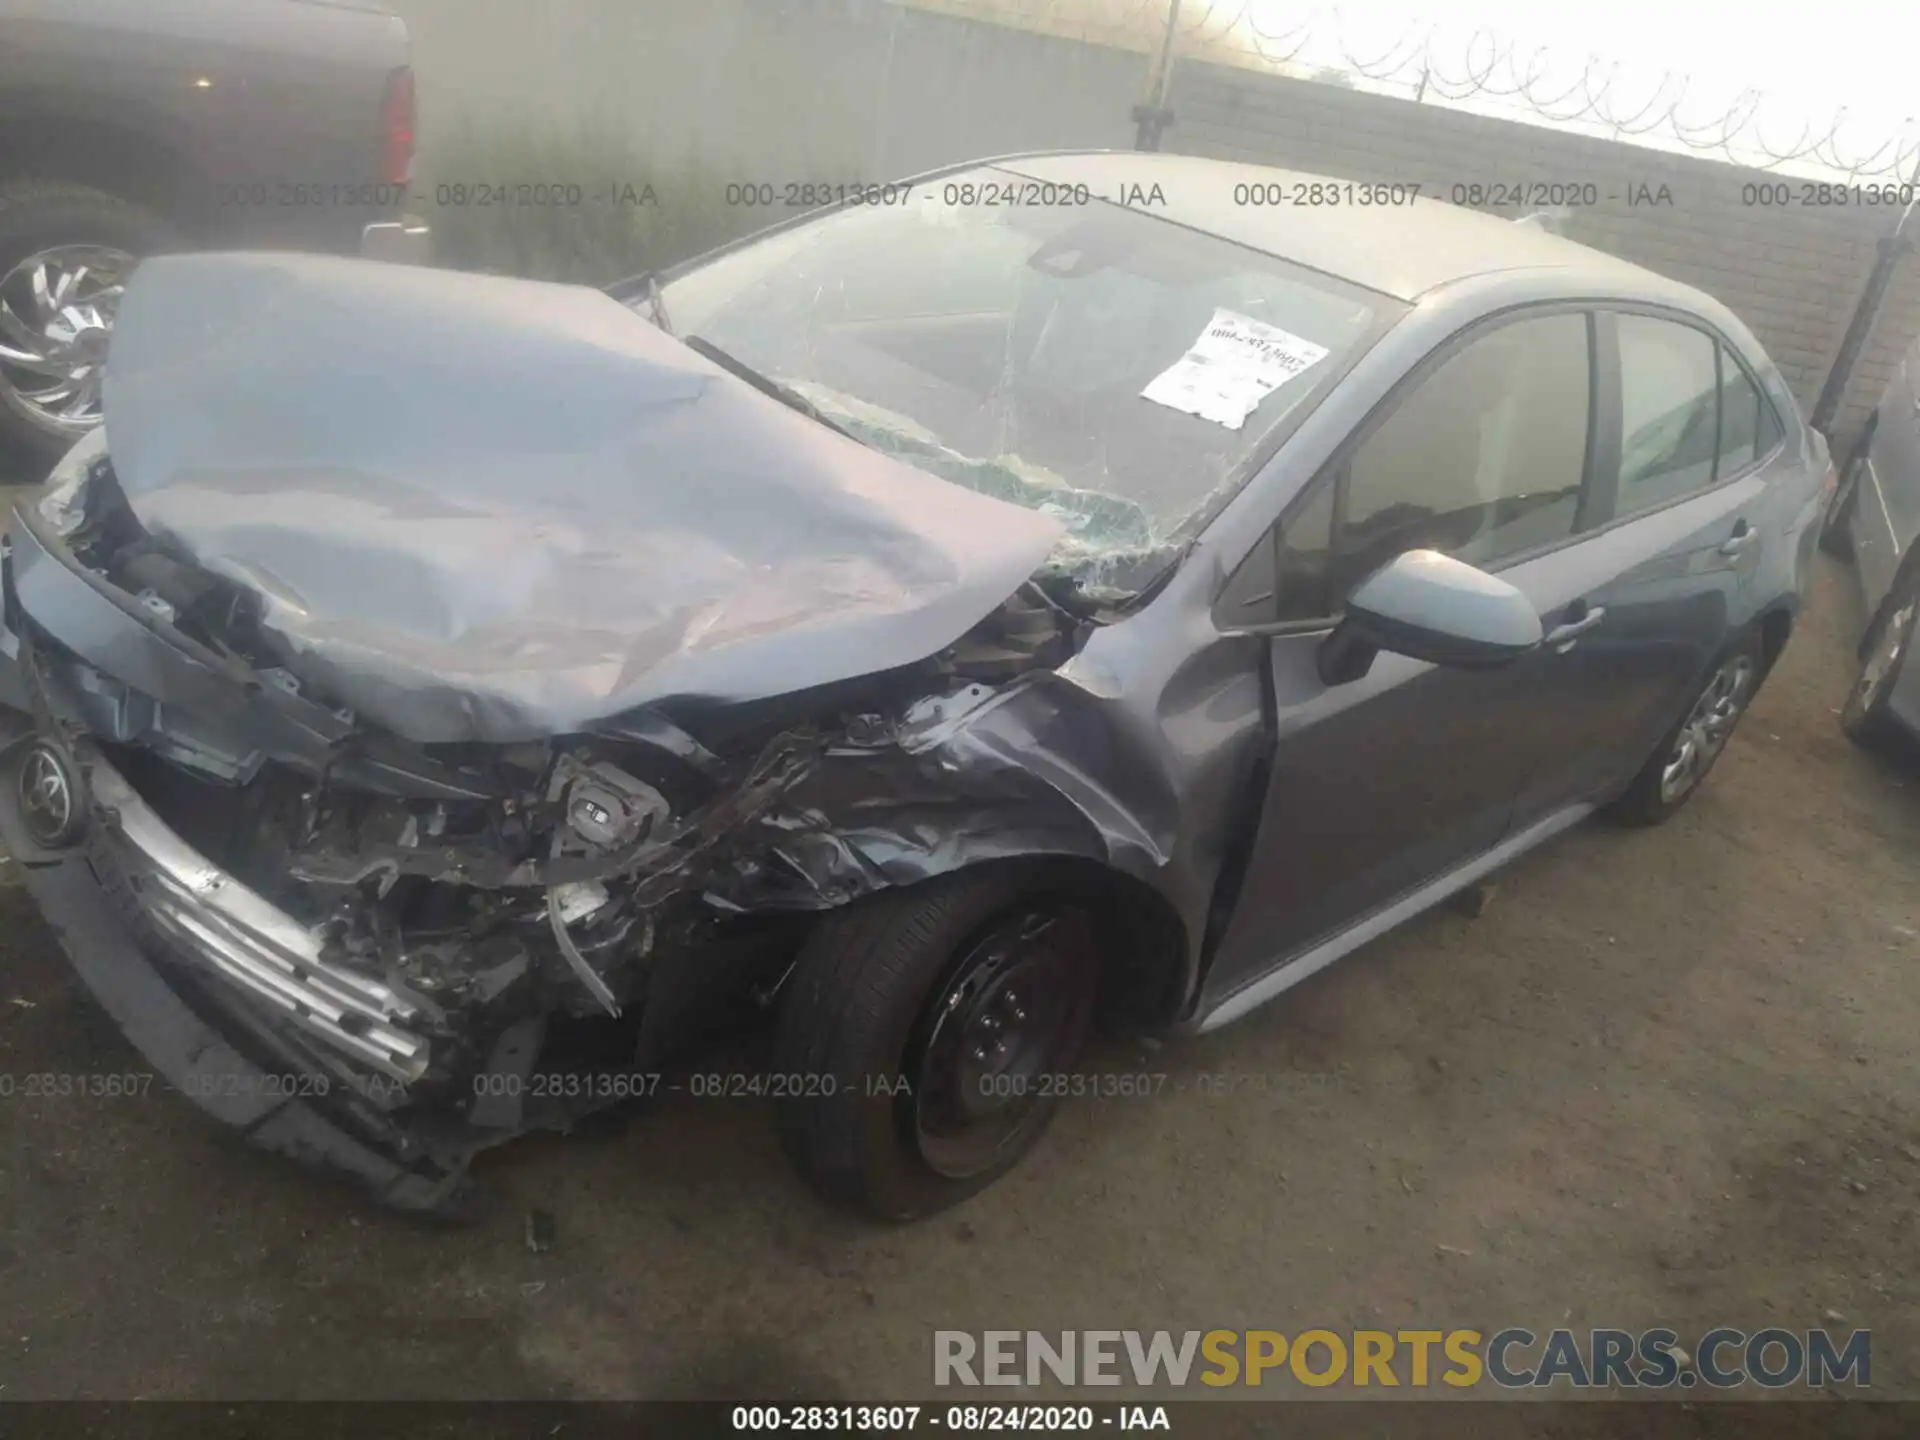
[16, 742, 84, 849]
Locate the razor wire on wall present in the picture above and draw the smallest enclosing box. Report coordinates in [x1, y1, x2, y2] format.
[895, 0, 1920, 182]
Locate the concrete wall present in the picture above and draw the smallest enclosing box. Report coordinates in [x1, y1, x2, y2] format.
[387, 0, 1916, 449]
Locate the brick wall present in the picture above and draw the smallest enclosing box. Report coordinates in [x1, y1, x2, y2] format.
[1170, 61, 1920, 452]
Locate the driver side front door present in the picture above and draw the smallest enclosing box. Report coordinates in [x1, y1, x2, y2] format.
[1200, 306, 1603, 1020]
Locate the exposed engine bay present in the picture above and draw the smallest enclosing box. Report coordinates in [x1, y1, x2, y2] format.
[0, 446, 1135, 1208]
[0, 250, 1256, 1215]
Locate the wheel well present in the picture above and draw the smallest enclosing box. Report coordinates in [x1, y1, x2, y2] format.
[841, 856, 1190, 1036]
[1019, 857, 1191, 1036]
[1758, 607, 1794, 677]
[0, 112, 209, 238]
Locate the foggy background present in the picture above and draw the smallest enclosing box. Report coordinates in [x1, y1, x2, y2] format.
[382, 0, 1920, 448]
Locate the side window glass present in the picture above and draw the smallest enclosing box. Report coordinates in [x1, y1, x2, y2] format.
[1271, 478, 1335, 620]
[1714, 346, 1767, 477]
[1213, 477, 1335, 628]
[1756, 375, 1785, 457]
[1311, 311, 1589, 610]
[1617, 315, 1719, 513]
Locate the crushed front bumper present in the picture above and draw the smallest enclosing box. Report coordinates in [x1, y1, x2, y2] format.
[0, 514, 485, 1214]
[0, 730, 479, 1214]
[56, 746, 431, 1081]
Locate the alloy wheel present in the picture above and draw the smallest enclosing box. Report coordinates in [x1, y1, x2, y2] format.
[0, 245, 135, 437]
[1659, 653, 1757, 804]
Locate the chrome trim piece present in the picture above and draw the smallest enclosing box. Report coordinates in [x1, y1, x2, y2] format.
[360, 218, 434, 266]
[1196, 802, 1594, 1033]
[85, 757, 431, 1081]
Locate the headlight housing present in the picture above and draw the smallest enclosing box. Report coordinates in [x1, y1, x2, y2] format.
[36, 426, 109, 539]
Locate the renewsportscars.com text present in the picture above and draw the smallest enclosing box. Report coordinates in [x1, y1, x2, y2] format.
[933, 1328, 1870, 1390]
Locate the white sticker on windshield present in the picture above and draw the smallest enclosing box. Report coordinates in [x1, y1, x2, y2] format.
[1140, 309, 1331, 430]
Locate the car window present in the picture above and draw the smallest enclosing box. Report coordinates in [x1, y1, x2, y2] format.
[1617, 315, 1719, 513]
[659, 170, 1393, 601]
[1257, 311, 1591, 621]
[1756, 384, 1785, 456]
[1270, 474, 1336, 621]
[1715, 346, 1780, 476]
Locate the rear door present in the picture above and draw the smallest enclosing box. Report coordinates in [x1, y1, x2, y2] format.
[1503, 309, 1785, 824]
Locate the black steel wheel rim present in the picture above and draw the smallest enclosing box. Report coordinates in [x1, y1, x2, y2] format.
[907, 905, 1093, 1180]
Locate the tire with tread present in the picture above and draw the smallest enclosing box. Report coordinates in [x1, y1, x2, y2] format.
[772, 865, 1095, 1220]
[1606, 628, 1766, 826]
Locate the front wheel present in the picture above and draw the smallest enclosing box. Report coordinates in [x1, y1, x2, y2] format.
[1606, 631, 1764, 826]
[772, 867, 1100, 1220]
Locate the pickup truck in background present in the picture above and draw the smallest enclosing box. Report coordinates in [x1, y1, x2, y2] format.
[0, 0, 424, 462]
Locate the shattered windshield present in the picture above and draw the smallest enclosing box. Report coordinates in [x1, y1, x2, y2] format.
[658, 167, 1386, 598]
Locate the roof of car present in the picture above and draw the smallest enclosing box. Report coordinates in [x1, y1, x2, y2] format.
[993, 151, 1672, 304]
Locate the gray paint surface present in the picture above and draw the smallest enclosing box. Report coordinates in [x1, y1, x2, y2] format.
[52, 165, 1833, 1004]
[100, 251, 1065, 743]
[0, 156, 1835, 1210]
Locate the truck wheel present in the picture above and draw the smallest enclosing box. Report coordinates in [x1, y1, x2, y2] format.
[0, 183, 179, 466]
[772, 866, 1100, 1220]
[1842, 568, 1919, 756]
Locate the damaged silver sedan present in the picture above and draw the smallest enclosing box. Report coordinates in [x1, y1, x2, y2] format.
[0, 153, 1831, 1219]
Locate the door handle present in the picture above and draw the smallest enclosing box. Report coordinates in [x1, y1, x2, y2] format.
[1719, 521, 1758, 557]
[1544, 605, 1607, 651]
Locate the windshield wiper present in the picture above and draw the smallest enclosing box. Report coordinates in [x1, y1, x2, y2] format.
[643, 273, 673, 335]
[681, 335, 858, 444]
[606, 270, 674, 334]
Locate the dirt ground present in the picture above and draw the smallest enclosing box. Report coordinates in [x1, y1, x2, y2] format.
[1, 485, 1917, 1409]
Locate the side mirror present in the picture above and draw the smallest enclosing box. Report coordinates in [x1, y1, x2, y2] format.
[1319, 549, 1542, 685]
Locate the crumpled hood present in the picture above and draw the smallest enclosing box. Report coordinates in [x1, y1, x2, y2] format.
[100, 252, 1064, 743]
